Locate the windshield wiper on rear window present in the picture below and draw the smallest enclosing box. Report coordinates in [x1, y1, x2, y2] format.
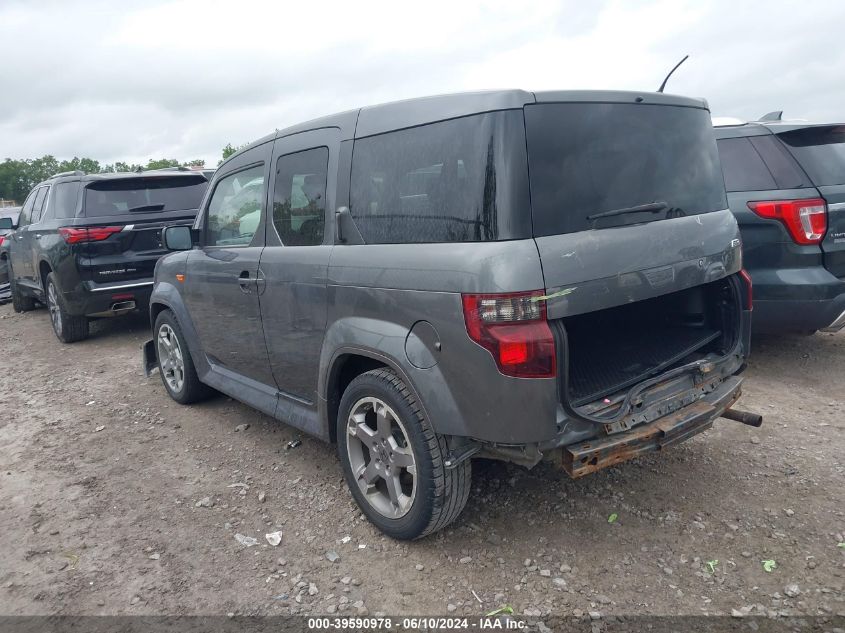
[587, 201, 669, 221]
[128, 204, 166, 213]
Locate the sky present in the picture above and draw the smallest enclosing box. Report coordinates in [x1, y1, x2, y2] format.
[1, 0, 844, 167]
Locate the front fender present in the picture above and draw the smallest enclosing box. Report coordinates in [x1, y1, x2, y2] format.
[148, 280, 210, 380]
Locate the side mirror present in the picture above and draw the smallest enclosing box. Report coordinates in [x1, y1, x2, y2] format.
[0, 218, 13, 230]
[162, 225, 196, 251]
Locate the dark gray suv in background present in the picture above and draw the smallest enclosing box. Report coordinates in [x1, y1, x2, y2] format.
[144, 90, 759, 539]
[714, 116, 845, 333]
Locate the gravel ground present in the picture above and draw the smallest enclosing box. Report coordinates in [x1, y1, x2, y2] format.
[0, 302, 843, 619]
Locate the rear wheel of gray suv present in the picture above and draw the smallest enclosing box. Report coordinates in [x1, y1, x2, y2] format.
[45, 273, 88, 343]
[337, 368, 471, 540]
[154, 309, 212, 404]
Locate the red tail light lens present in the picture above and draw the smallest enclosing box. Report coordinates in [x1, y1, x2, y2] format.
[461, 291, 556, 378]
[747, 198, 827, 245]
[739, 269, 753, 310]
[59, 226, 123, 244]
[0, 235, 5, 247]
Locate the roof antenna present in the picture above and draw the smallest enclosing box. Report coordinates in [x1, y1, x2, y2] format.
[657, 54, 689, 93]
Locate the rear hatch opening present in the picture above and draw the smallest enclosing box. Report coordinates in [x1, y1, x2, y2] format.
[558, 276, 741, 410]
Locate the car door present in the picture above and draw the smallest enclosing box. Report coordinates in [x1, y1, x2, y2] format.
[26, 185, 51, 287]
[9, 187, 42, 287]
[258, 129, 338, 404]
[181, 143, 276, 387]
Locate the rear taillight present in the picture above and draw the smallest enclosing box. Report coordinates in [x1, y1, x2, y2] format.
[59, 226, 123, 244]
[0, 235, 5, 247]
[739, 269, 753, 310]
[461, 291, 556, 378]
[747, 198, 827, 245]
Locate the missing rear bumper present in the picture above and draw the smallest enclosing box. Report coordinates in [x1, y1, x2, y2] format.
[560, 375, 757, 478]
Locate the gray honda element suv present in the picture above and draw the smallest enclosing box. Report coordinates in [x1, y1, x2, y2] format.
[144, 90, 759, 539]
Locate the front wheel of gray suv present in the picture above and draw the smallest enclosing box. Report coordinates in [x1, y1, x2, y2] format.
[154, 309, 213, 405]
[337, 368, 471, 540]
[45, 273, 88, 343]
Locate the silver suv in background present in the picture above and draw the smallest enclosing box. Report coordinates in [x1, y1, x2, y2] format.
[144, 90, 759, 539]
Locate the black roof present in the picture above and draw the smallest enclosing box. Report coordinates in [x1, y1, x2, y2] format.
[37, 168, 209, 189]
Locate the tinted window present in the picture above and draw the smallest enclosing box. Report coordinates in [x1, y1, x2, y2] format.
[526, 103, 727, 236]
[83, 176, 207, 217]
[777, 126, 845, 186]
[350, 111, 530, 243]
[53, 181, 82, 219]
[205, 165, 264, 247]
[31, 186, 49, 223]
[272, 147, 327, 246]
[748, 136, 807, 189]
[18, 189, 38, 227]
[717, 137, 776, 192]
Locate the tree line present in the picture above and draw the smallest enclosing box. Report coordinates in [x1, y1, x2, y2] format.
[0, 143, 247, 205]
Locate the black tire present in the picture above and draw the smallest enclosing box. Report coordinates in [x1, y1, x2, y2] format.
[10, 267, 36, 313]
[153, 309, 212, 404]
[45, 272, 88, 343]
[337, 368, 471, 540]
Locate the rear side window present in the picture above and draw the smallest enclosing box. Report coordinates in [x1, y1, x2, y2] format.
[31, 186, 50, 223]
[205, 165, 265, 247]
[717, 138, 777, 192]
[350, 110, 531, 243]
[53, 181, 82, 219]
[777, 125, 845, 186]
[525, 103, 727, 236]
[18, 190, 37, 227]
[272, 147, 327, 246]
[83, 176, 207, 217]
[748, 136, 807, 189]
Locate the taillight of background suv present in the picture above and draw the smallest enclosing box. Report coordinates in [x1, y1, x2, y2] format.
[746, 198, 827, 245]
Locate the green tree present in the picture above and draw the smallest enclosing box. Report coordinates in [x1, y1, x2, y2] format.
[145, 158, 181, 170]
[220, 142, 247, 165]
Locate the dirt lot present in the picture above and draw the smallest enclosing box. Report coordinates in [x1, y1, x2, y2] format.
[0, 302, 843, 619]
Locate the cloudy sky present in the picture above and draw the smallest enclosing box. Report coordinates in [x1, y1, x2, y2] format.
[2, 0, 843, 167]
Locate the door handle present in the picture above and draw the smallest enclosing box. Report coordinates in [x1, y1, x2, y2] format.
[35, 233, 42, 239]
[238, 271, 255, 293]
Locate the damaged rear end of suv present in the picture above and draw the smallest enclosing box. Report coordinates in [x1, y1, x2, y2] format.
[441, 92, 761, 483]
[513, 93, 760, 477]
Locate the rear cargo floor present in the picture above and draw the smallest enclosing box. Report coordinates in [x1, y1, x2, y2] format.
[567, 326, 720, 405]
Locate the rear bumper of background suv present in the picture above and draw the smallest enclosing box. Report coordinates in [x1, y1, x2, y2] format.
[749, 265, 845, 332]
[63, 278, 154, 317]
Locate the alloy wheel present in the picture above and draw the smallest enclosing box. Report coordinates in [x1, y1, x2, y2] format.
[47, 281, 62, 336]
[157, 324, 185, 393]
[346, 396, 417, 519]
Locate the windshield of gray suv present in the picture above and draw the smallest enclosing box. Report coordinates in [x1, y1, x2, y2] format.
[525, 102, 728, 236]
[777, 125, 845, 187]
[83, 175, 208, 217]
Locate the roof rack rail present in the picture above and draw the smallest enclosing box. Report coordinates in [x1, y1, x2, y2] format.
[145, 166, 191, 172]
[50, 170, 85, 178]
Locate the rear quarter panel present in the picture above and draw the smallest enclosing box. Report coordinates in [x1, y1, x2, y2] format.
[323, 241, 561, 444]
